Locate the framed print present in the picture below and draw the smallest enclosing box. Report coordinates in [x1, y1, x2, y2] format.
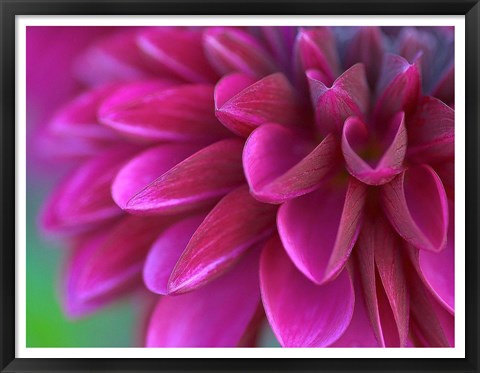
[1, 0, 479, 372]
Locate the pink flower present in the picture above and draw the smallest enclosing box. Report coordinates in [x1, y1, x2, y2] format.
[33, 26, 454, 347]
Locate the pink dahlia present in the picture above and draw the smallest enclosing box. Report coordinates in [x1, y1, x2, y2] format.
[33, 25, 454, 347]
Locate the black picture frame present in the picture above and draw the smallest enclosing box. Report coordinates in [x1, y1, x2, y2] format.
[1, 1, 479, 372]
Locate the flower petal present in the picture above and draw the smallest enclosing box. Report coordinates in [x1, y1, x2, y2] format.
[381, 165, 449, 252]
[203, 27, 277, 78]
[296, 27, 341, 86]
[278, 177, 367, 284]
[168, 185, 277, 294]
[143, 214, 206, 295]
[215, 72, 303, 137]
[112, 143, 202, 211]
[123, 139, 246, 215]
[342, 112, 407, 185]
[344, 27, 384, 87]
[137, 28, 219, 83]
[260, 235, 354, 347]
[356, 216, 410, 347]
[41, 147, 137, 233]
[407, 96, 454, 164]
[99, 82, 231, 143]
[431, 64, 454, 105]
[244, 123, 340, 203]
[146, 248, 261, 347]
[374, 54, 421, 123]
[74, 29, 156, 86]
[65, 215, 171, 316]
[307, 63, 370, 136]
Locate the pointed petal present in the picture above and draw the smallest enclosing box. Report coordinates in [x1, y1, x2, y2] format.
[48, 84, 120, 141]
[123, 139, 246, 215]
[381, 165, 449, 252]
[244, 124, 340, 203]
[65, 215, 171, 315]
[146, 248, 261, 347]
[137, 28, 219, 83]
[168, 185, 277, 294]
[278, 177, 367, 284]
[112, 143, 202, 211]
[296, 27, 341, 86]
[374, 54, 421, 123]
[342, 112, 407, 185]
[99, 82, 231, 143]
[74, 30, 155, 86]
[260, 235, 354, 347]
[203, 27, 277, 78]
[215, 72, 303, 137]
[407, 96, 454, 164]
[41, 147, 137, 233]
[345, 27, 384, 87]
[356, 217, 410, 347]
[143, 214, 206, 295]
[331, 264, 379, 347]
[307, 63, 370, 135]
[431, 64, 454, 105]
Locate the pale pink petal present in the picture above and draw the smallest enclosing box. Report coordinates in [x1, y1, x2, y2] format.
[41, 147, 137, 233]
[215, 72, 303, 137]
[296, 27, 341, 86]
[307, 63, 370, 135]
[260, 235, 354, 347]
[278, 177, 367, 284]
[168, 185, 277, 294]
[123, 139, 246, 215]
[112, 143, 202, 211]
[407, 96, 454, 164]
[374, 54, 421, 123]
[146, 248, 261, 347]
[137, 28, 219, 83]
[99, 81, 231, 143]
[65, 216, 171, 316]
[344, 27, 384, 87]
[381, 165, 449, 252]
[143, 214, 206, 295]
[203, 27, 277, 78]
[342, 112, 407, 185]
[244, 123, 340, 203]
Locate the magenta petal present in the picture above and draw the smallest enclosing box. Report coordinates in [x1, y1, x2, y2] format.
[407, 96, 454, 164]
[381, 165, 449, 252]
[374, 54, 421, 123]
[215, 72, 303, 137]
[331, 265, 379, 347]
[48, 84, 120, 141]
[143, 214, 206, 295]
[137, 28, 219, 83]
[66, 216, 170, 315]
[74, 29, 155, 86]
[112, 143, 202, 211]
[99, 81, 231, 143]
[168, 185, 277, 294]
[431, 64, 454, 105]
[244, 123, 340, 203]
[203, 27, 277, 78]
[344, 27, 384, 87]
[147, 248, 261, 347]
[41, 148, 137, 233]
[123, 139, 246, 215]
[342, 112, 407, 185]
[260, 236, 354, 347]
[278, 177, 367, 284]
[307, 63, 370, 135]
[296, 28, 341, 86]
